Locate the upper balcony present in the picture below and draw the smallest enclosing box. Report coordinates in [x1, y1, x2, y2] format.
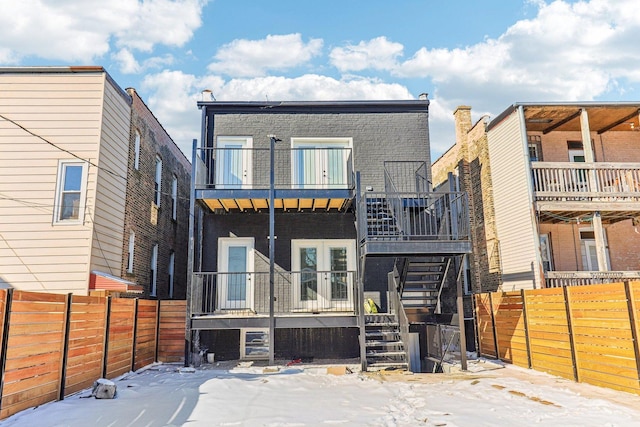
[531, 162, 640, 222]
[194, 146, 354, 212]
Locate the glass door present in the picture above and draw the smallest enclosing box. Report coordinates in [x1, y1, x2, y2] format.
[216, 137, 252, 188]
[292, 138, 349, 189]
[218, 238, 254, 310]
[291, 239, 355, 311]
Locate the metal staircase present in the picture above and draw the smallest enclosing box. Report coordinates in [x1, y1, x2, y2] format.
[365, 197, 401, 239]
[399, 257, 451, 313]
[364, 314, 408, 370]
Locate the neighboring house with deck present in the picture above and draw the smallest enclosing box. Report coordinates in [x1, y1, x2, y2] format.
[187, 98, 471, 370]
[0, 66, 190, 298]
[434, 102, 640, 292]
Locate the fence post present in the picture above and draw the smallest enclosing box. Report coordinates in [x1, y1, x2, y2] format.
[623, 281, 640, 388]
[58, 293, 73, 401]
[131, 299, 139, 372]
[102, 296, 112, 378]
[488, 292, 500, 359]
[0, 289, 14, 412]
[155, 301, 161, 363]
[520, 289, 532, 369]
[473, 294, 482, 356]
[562, 286, 579, 382]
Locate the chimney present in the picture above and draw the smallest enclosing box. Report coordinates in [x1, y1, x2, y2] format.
[453, 106, 472, 146]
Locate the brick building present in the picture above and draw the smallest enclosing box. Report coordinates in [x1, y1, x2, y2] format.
[120, 89, 191, 299]
[435, 102, 640, 292]
[187, 99, 471, 370]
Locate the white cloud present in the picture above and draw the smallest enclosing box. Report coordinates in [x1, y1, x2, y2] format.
[140, 70, 413, 157]
[112, 48, 175, 74]
[0, 0, 207, 64]
[329, 36, 404, 72]
[208, 34, 323, 77]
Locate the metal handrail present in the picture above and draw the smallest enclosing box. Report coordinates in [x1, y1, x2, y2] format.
[192, 270, 357, 315]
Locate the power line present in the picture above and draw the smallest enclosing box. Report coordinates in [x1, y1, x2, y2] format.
[0, 113, 128, 182]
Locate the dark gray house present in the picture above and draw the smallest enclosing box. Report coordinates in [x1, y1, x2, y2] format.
[187, 99, 471, 371]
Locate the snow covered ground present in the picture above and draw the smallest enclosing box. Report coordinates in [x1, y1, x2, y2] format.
[4, 359, 640, 427]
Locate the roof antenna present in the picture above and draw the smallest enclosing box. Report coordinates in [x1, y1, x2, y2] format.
[265, 94, 270, 101]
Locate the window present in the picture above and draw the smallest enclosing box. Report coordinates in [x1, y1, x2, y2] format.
[134, 130, 141, 170]
[168, 251, 175, 298]
[215, 136, 253, 188]
[171, 175, 178, 220]
[154, 155, 162, 207]
[528, 135, 542, 161]
[54, 161, 87, 224]
[127, 231, 135, 274]
[150, 244, 158, 297]
[291, 137, 351, 189]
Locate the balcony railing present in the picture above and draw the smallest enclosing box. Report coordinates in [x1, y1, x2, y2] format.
[194, 147, 354, 190]
[191, 271, 356, 316]
[383, 161, 430, 193]
[358, 191, 470, 242]
[545, 270, 640, 287]
[531, 162, 640, 201]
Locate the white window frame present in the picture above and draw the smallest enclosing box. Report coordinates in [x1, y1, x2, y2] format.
[53, 160, 88, 225]
[215, 136, 253, 189]
[171, 174, 178, 220]
[240, 328, 269, 360]
[217, 237, 255, 310]
[150, 244, 158, 297]
[168, 251, 175, 298]
[127, 231, 135, 274]
[154, 155, 162, 207]
[291, 239, 356, 311]
[290, 137, 352, 189]
[134, 130, 141, 170]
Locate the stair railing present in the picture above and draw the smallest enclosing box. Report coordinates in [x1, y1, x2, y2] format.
[434, 257, 452, 315]
[388, 271, 412, 370]
[383, 167, 408, 237]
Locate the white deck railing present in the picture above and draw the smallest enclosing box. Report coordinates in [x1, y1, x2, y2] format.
[531, 162, 640, 200]
[545, 270, 640, 287]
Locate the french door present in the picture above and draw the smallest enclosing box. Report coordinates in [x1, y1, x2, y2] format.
[292, 138, 350, 189]
[291, 239, 355, 311]
[218, 238, 254, 310]
[215, 137, 252, 189]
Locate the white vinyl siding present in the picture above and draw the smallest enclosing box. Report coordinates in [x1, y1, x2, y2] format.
[0, 71, 113, 294]
[89, 79, 130, 277]
[487, 110, 541, 290]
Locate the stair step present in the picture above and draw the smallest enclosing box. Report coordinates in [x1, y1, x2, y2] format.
[366, 340, 404, 347]
[367, 362, 408, 370]
[364, 322, 400, 328]
[365, 331, 400, 338]
[366, 350, 406, 357]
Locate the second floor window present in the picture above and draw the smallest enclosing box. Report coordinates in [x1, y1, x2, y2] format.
[150, 244, 158, 297]
[154, 155, 162, 207]
[134, 130, 141, 170]
[54, 161, 87, 224]
[171, 175, 178, 220]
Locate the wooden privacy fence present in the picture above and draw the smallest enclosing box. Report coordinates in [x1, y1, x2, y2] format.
[0, 290, 186, 419]
[475, 282, 640, 395]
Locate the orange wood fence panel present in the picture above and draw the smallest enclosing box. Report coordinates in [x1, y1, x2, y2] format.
[134, 300, 158, 370]
[105, 298, 135, 380]
[492, 291, 529, 368]
[567, 283, 640, 394]
[523, 287, 575, 381]
[64, 295, 106, 396]
[158, 300, 186, 363]
[474, 293, 496, 358]
[1, 291, 66, 419]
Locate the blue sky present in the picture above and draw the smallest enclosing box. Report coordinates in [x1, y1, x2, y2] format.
[2, 0, 640, 158]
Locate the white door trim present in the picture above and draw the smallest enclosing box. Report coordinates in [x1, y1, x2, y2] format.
[218, 237, 255, 310]
[216, 136, 253, 189]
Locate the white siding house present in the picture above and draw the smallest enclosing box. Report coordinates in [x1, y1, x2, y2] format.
[0, 67, 130, 294]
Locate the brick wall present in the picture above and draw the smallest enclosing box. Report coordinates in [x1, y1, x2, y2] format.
[121, 89, 191, 299]
[432, 106, 502, 299]
[212, 111, 430, 191]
